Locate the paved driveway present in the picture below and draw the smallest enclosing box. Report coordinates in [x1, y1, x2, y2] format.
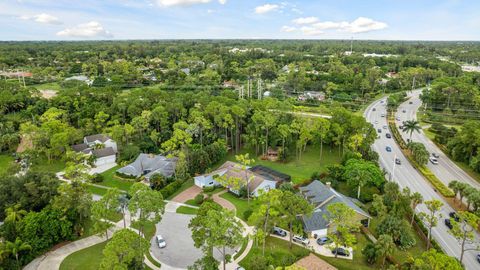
[151, 212, 235, 269]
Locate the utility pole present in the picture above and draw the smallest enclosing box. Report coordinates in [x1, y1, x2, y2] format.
[257, 78, 263, 100]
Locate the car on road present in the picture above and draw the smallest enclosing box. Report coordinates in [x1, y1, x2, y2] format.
[332, 247, 350, 257]
[444, 219, 453, 230]
[380, 100, 384, 104]
[375, 121, 379, 124]
[409, 101, 413, 104]
[395, 158, 401, 165]
[429, 157, 439, 164]
[477, 253, 480, 263]
[386, 146, 392, 152]
[386, 133, 392, 138]
[292, 235, 310, 246]
[396, 117, 401, 121]
[402, 109, 406, 113]
[383, 125, 387, 129]
[236, 267, 245, 270]
[449, 212, 460, 222]
[377, 128, 382, 133]
[156, 235, 166, 248]
[316, 236, 331, 246]
[432, 153, 440, 158]
[381, 113, 385, 117]
[372, 108, 376, 111]
[272, 227, 287, 237]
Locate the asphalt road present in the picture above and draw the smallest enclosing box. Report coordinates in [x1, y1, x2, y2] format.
[396, 90, 480, 191]
[364, 95, 479, 270]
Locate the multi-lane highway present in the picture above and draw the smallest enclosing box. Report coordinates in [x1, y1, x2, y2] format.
[364, 96, 479, 270]
[396, 90, 480, 191]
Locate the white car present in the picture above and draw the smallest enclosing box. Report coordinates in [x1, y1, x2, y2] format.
[429, 157, 439, 165]
[292, 235, 310, 246]
[156, 235, 166, 248]
[381, 113, 385, 117]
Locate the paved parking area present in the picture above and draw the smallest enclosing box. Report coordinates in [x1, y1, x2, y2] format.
[151, 212, 236, 269]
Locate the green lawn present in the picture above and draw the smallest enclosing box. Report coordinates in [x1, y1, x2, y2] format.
[30, 157, 66, 173]
[97, 166, 135, 191]
[219, 192, 260, 224]
[166, 178, 194, 200]
[184, 199, 202, 207]
[239, 236, 309, 269]
[87, 185, 109, 196]
[176, 206, 198, 215]
[60, 240, 108, 270]
[0, 154, 14, 173]
[33, 82, 62, 91]
[220, 145, 341, 184]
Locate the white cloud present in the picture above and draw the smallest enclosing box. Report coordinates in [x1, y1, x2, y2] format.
[56, 21, 113, 38]
[19, 13, 62, 25]
[343, 17, 388, 33]
[292, 16, 318, 25]
[254, 4, 279, 14]
[155, 0, 225, 7]
[281, 25, 296, 32]
[284, 16, 387, 35]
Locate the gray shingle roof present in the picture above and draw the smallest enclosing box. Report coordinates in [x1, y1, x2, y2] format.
[84, 134, 111, 144]
[72, 143, 89, 152]
[92, 147, 116, 158]
[300, 180, 371, 232]
[117, 154, 177, 178]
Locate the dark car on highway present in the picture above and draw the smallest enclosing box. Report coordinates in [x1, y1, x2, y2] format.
[449, 212, 460, 222]
[444, 218, 453, 230]
[377, 128, 382, 133]
[386, 133, 392, 138]
[386, 146, 392, 152]
[395, 158, 401, 165]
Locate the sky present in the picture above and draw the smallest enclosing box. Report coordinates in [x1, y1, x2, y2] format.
[1, 0, 479, 41]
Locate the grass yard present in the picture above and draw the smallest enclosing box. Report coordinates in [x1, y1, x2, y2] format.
[220, 145, 342, 184]
[176, 206, 198, 215]
[219, 192, 260, 224]
[30, 157, 66, 173]
[87, 185, 109, 196]
[59, 240, 108, 270]
[97, 166, 135, 192]
[239, 236, 309, 269]
[166, 178, 194, 200]
[33, 82, 62, 91]
[0, 154, 14, 173]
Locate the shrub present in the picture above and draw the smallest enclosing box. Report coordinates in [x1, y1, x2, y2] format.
[243, 209, 253, 221]
[91, 173, 104, 183]
[160, 180, 183, 198]
[202, 186, 215, 193]
[194, 194, 204, 205]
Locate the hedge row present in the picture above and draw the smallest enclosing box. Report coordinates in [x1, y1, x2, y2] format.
[417, 165, 455, 197]
[160, 180, 183, 198]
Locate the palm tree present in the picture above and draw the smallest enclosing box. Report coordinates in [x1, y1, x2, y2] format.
[410, 192, 423, 225]
[402, 120, 421, 140]
[5, 204, 27, 236]
[5, 238, 31, 268]
[375, 234, 395, 269]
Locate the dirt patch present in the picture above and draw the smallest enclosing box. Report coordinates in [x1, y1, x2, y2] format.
[39, 89, 57, 99]
[295, 253, 337, 270]
[16, 135, 33, 153]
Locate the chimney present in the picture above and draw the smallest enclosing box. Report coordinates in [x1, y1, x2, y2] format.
[326, 182, 331, 189]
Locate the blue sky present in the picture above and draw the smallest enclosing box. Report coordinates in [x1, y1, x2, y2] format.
[1, 0, 479, 40]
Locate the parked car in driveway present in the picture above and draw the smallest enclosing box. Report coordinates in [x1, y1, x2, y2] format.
[316, 236, 331, 246]
[395, 158, 401, 165]
[156, 235, 166, 248]
[272, 227, 287, 237]
[429, 157, 439, 164]
[292, 235, 310, 246]
[444, 219, 453, 230]
[386, 146, 392, 152]
[332, 247, 350, 257]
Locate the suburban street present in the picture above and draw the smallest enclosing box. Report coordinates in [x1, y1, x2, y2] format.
[364, 96, 480, 270]
[396, 90, 480, 190]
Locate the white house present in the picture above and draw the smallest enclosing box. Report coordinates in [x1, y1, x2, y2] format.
[194, 161, 291, 196]
[71, 134, 117, 167]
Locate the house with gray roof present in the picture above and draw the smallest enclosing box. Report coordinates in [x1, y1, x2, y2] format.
[299, 180, 371, 238]
[71, 134, 117, 167]
[117, 154, 177, 180]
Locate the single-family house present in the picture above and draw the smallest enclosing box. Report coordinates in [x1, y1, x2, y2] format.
[299, 180, 371, 238]
[194, 161, 289, 196]
[71, 134, 117, 167]
[116, 153, 177, 180]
